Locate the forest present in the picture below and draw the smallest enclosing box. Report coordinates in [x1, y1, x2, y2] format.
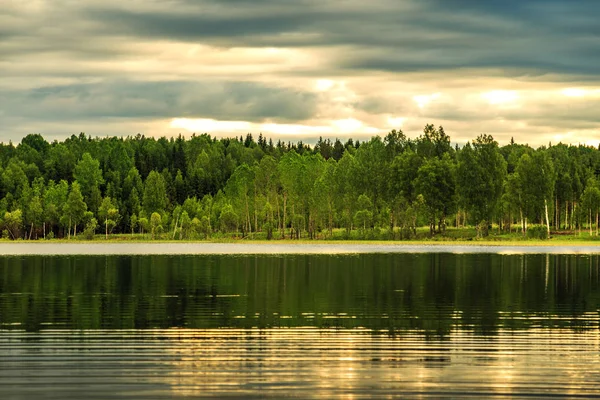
[1, 124, 600, 241]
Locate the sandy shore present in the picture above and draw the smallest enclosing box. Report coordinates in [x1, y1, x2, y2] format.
[0, 242, 600, 255]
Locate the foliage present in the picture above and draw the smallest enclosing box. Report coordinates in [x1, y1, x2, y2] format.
[64, 182, 87, 238]
[526, 225, 549, 240]
[150, 212, 162, 239]
[415, 154, 456, 234]
[83, 218, 98, 240]
[0, 127, 599, 241]
[143, 171, 167, 216]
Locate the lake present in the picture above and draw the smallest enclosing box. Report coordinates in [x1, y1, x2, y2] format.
[1, 252, 599, 398]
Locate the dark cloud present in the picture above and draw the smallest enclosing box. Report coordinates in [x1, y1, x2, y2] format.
[2, 0, 600, 143]
[355, 97, 405, 115]
[420, 97, 600, 131]
[4, 1, 600, 77]
[69, 0, 600, 77]
[0, 80, 317, 122]
[87, 9, 312, 42]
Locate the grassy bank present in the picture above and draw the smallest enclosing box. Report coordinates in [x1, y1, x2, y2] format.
[9, 226, 600, 246]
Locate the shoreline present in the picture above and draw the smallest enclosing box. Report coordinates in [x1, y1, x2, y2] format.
[1, 241, 600, 255]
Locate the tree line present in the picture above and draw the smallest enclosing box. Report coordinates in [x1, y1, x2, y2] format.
[1, 125, 600, 240]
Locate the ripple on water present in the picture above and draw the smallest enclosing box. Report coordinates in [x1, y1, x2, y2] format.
[1, 328, 600, 399]
[1, 253, 600, 398]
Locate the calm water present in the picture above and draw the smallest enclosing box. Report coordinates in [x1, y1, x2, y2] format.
[1, 253, 600, 398]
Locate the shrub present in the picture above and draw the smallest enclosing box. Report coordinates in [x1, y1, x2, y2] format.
[83, 218, 98, 240]
[527, 225, 548, 240]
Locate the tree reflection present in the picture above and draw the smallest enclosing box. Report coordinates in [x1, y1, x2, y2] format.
[0, 253, 599, 335]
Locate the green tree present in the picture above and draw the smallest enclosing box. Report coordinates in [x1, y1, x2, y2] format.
[581, 178, 600, 236]
[456, 135, 507, 236]
[150, 212, 162, 240]
[143, 170, 167, 215]
[196, 216, 211, 239]
[174, 170, 187, 205]
[44, 143, 76, 182]
[224, 164, 254, 236]
[333, 151, 359, 234]
[123, 167, 143, 226]
[138, 216, 149, 235]
[2, 159, 29, 207]
[179, 210, 191, 239]
[416, 124, 452, 159]
[24, 179, 44, 239]
[130, 214, 138, 236]
[354, 194, 373, 233]
[416, 154, 456, 234]
[3, 209, 23, 240]
[98, 197, 120, 238]
[43, 180, 69, 238]
[83, 217, 98, 240]
[219, 204, 238, 234]
[64, 181, 87, 238]
[354, 137, 388, 209]
[73, 153, 104, 213]
[313, 158, 337, 237]
[515, 151, 555, 237]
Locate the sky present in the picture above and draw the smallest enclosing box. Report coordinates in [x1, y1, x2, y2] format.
[2, 0, 600, 146]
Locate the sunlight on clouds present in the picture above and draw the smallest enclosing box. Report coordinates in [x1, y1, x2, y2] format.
[413, 93, 441, 108]
[170, 118, 251, 132]
[553, 131, 575, 142]
[332, 118, 363, 132]
[4, 1, 600, 147]
[551, 129, 600, 146]
[561, 88, 600, 98]
[315, 79, 335, 91]
[260, 123, 330, 135]
[481, 90, 519, 105]
[562, 88, 587, 97]
[170, 117, 381, 137]
[113, 43, 319, 81]
[261, 120, 379, 136]
[387, 116, 405, 127]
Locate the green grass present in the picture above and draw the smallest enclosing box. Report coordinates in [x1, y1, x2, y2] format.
[10, 226, 600, 246]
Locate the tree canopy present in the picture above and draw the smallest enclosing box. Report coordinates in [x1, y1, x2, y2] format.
[0, 129, 598, 240]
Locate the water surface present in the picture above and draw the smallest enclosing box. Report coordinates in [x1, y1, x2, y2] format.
[1, 253, 599, 398]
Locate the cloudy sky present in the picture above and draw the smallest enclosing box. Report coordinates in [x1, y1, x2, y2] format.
[2, 0, 600, 146]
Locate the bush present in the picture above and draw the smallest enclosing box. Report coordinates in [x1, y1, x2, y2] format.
[399, 226, 413, 240]
[262, 222, 274, 240]
[527, 225, 548, 240]
[46, 231, 54, 240]
[83, 218, 98, 240]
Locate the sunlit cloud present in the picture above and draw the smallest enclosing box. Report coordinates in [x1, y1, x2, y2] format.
[2, 1, 600, 146]
[387, 116, 406, 127]
[561, 88, 600, 98]
[413, 93, 441, 109]
[481, 90, 519, 105]
[315, 79, 335, 91]
[550, 129, 600, 146]
[170, 118, 252, 132]
[260, 123, 330, 135]
[562, 88, 587, 98]
[332, 118, 363, 133]
[169, 117, 382, 138]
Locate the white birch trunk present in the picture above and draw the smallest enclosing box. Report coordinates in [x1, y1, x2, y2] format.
[544, 198, 550, 238]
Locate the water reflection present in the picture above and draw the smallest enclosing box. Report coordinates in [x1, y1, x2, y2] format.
[1, 254, 599, 334]
[1, 253, 600, 398]
[2, 328, 599, 398]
